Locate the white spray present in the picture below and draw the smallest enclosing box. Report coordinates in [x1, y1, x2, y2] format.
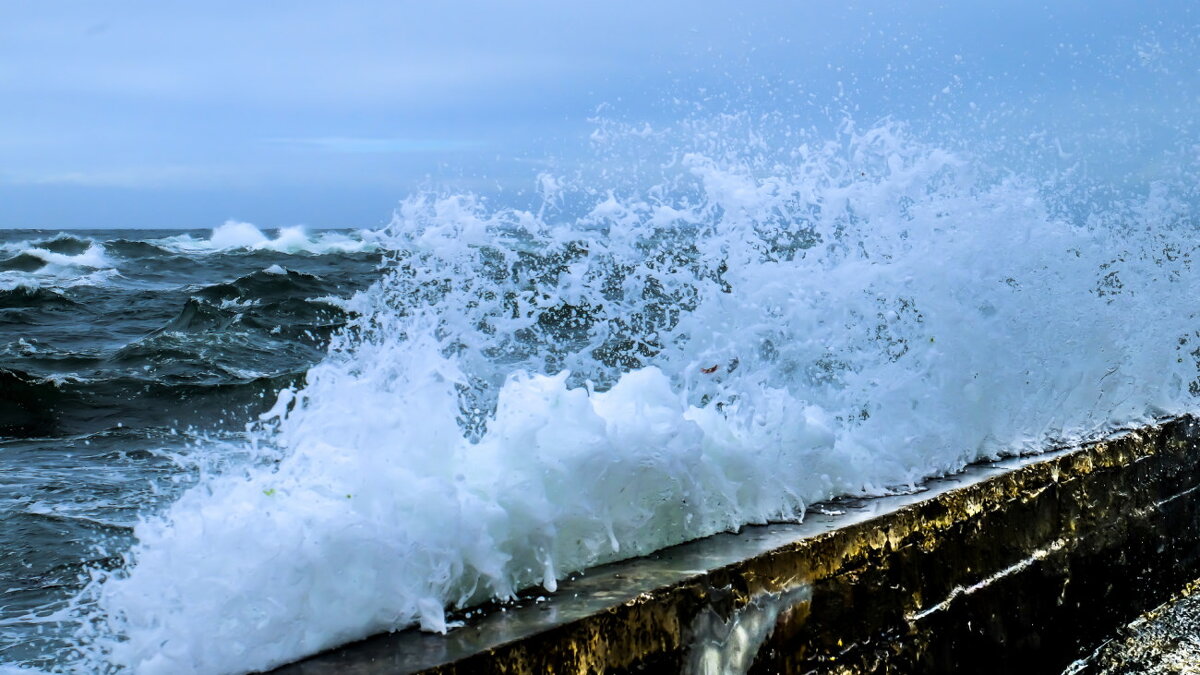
[78, 117, 1200, 674]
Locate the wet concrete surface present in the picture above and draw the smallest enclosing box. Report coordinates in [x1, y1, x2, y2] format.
[1067, 579, 1200, 674]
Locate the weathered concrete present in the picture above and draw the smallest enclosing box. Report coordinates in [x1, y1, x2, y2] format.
[272, 416, 1200, 674]
[1066, 579, 1200, 674]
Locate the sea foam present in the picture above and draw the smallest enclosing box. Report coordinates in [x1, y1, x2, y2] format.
[76, 118, 1199, 674]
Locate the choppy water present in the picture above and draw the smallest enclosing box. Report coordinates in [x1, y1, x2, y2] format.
[0, 226, 383, 669]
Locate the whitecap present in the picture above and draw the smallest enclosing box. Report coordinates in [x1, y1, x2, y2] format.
[155, 221, 379, 256]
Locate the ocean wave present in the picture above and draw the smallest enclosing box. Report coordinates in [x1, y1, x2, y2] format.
[0, 234, 93, 257]
[0, 368, 69, 438]
[74, 115, 1200, 673]
[0, 268, 123, 294]
[0, 365, 307, 439]
[134, 294, 342, 341]
[0, 253, 51, 273]
[104, 239, 172, 259]
[0, 286, 79, 310]
[33, 235, 93, 256]
[0, 339, 99, 375]
[0, 241, 121, 293]
[190, 266, 330, 301]
[154, 222, 379, 256]
[14, 243, 114, 272]
[0, 288, 84, 317]
[21, 504, 135, 535]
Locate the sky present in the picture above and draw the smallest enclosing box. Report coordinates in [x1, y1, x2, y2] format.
[1, 1, 1195, 229]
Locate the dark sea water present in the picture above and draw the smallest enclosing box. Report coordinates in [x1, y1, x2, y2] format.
[0, 227, 382, 667]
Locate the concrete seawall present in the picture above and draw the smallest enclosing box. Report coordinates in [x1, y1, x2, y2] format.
[274, 416, 1200, 674]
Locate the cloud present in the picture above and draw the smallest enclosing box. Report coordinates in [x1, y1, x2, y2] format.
[5, 165, 241, 189]
[263, 137, 484, 154]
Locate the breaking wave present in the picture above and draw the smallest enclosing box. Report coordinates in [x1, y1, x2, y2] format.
[71, 116, 1200, 673]
[154, 222, 379, 256]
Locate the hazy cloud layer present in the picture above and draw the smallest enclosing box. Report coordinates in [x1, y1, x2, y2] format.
[1, 1, 1194, 227]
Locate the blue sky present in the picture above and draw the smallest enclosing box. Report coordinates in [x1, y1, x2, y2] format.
[1, 1, 1195, 228]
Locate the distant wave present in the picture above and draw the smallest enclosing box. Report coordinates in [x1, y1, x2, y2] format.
[190, 266, 331, 303]
[1, 253, 54, 273]
[0, 234, 94, 257]
[0, 238, 121, 293]
[154, 221, 380, 256]
[0, 243, 111, 274]
[104, 239, 173, 259]
[0, 226, 379, 297]
[0, 285, 79, 309]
